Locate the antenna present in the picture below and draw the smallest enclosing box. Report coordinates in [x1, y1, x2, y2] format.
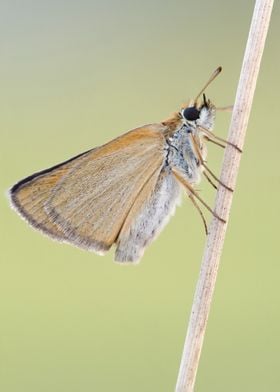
[194, 66, 222, 105]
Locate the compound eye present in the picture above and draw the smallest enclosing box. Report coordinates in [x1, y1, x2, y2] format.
[182, 106, 200, 121]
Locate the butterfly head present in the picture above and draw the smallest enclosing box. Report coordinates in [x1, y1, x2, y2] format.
[180, 94, 216, 131]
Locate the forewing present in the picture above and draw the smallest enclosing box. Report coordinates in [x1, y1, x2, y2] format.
[10, 124, 166, 254]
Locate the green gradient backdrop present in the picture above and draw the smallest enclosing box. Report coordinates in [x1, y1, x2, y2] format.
[1, 1, 280, 391]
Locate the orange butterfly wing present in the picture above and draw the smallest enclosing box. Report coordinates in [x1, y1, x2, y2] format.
[10, 124, 167, 253]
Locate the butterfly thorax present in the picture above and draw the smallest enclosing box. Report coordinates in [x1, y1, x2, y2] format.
[164, 103, 216, 185]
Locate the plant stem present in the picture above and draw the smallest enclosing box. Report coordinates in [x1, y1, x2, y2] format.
[175, 0, 274, 391]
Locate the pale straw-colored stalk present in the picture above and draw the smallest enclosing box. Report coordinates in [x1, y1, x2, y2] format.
[175, 0, 274, 391]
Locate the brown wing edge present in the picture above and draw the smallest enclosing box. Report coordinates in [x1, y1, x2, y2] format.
[9, 148, 111, 254]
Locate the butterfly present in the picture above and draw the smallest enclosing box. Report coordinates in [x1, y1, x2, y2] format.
[9, 67, 239, 263]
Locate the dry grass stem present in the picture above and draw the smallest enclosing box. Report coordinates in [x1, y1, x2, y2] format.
[175, 0, 274, 390]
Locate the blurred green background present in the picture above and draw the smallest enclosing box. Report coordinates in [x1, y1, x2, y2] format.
[1, 1, 279, 391]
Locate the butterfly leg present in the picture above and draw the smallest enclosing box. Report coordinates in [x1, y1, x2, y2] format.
[190, 133, 233, 192]
[188, 193, 209, 235]
[202, 162, 233, 192]
[203, 171, 217, 190]
[203, 135, 225, 149]
[171, 167, 226, 224]
[198, 125, 242, 152]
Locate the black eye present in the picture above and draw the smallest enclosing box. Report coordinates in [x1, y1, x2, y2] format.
[182, 106, 200, 121]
